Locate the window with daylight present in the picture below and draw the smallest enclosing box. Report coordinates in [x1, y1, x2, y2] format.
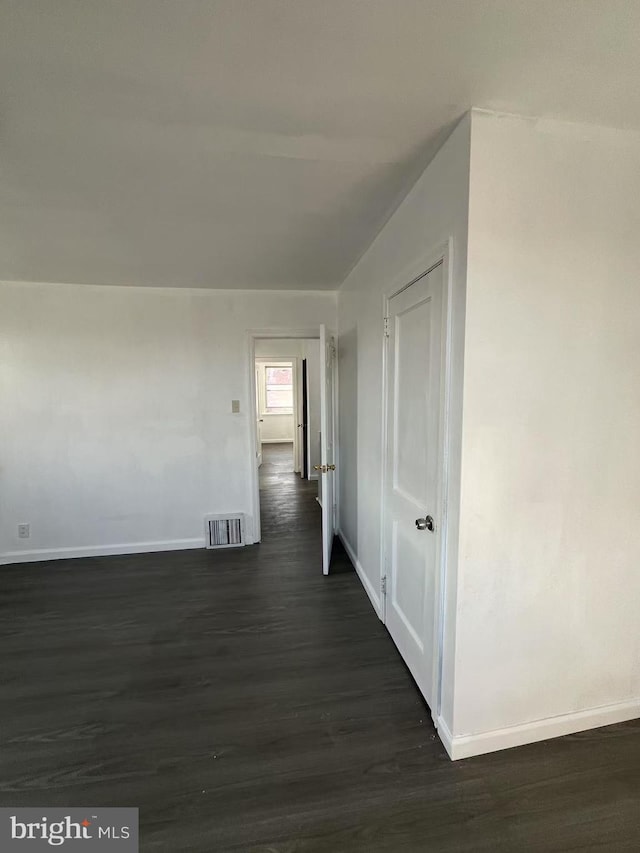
[264, 365, 293, 414]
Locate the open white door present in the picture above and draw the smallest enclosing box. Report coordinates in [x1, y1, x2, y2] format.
[255, 366, 263, 467]
[318, 324, 336, 575]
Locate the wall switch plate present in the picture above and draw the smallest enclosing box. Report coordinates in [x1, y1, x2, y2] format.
[231, 399, 240, 413]
[18, 523, 30, 539]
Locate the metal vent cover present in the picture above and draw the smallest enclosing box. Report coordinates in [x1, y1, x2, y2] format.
[205, 513, 246, 549]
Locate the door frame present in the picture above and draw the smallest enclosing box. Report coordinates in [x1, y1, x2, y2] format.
[247, 328, 321, 543]
[255, 365, 263, 468]
[301, 358, 309, 479]
[319, 325, 338, 575]
[379, 238, 454, 723]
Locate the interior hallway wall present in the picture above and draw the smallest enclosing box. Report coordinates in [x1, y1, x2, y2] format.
[0, 282, 336, 562]
[336, 113, 472, 729]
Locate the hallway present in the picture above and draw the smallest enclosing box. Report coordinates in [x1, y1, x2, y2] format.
[1, 466, 640, 850]
[259, 441, 319, 541]
[260, 440, 295, 474]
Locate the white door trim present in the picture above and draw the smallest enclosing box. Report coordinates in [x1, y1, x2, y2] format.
[379, 237, 454, 723]
[247, 329, 320, 544]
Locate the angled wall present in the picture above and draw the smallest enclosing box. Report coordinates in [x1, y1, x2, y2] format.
[337, 113, 472, 730]
[338, 108, 640, 759]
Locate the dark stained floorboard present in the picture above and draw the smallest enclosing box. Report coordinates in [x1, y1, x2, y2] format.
[1, 443, 640, 850]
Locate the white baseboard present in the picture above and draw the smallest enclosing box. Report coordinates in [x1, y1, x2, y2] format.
[308, 472, 319, 481]
[435, 716, 455, 759]
[260, 439, 294, 444]
[0, 537, 206, 566]
[336, 528, 382, 619]
[436, 697, 640, 760]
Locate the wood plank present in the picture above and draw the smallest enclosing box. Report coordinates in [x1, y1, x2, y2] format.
[1, 443, 639, 850]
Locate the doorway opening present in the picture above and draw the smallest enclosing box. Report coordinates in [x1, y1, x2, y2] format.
[251, 336, 322, 539]
[255, 359, 297, 474]
[248, 328, 339, 575]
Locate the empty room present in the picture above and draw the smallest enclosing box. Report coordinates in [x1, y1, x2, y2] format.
[1, 1, 639, 851]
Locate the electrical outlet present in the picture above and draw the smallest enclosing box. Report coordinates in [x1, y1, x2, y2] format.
[18, 523, 30, 539]
[231, 399, 240, 413]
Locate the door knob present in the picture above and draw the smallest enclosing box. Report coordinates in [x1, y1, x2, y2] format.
[415, 515, 435, 532]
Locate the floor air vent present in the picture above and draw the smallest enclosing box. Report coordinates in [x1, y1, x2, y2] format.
[205, 513, 246, 549]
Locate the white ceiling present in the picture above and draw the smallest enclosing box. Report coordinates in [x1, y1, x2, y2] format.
[1, 1, 639, 290]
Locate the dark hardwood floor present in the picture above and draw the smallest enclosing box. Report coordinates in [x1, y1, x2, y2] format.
[2, 448, 640, 851]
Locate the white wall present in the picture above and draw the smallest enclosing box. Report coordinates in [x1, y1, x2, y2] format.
[336, 114, 471, 722]
[254, 338, 321, 475]
[258, 414, 294, 443]
[0, 282, 336, 562]
[447, 112, 640, 753]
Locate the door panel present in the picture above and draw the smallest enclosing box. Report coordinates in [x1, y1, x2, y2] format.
[319, 324, 336, 575]
[384, 262, 444, 712]
[394, 298, 431, 506]
[255, 366, 263, 467]
[301, 359, 309, 479]
[392, 521, 426, 648]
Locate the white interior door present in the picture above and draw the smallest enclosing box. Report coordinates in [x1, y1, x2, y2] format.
[318, 324, 336, 575]
[255, 366, 263, 467]
[292, 359, 301, 475]
[295, 357, 304, 476]
[383, 261, 445, 712]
